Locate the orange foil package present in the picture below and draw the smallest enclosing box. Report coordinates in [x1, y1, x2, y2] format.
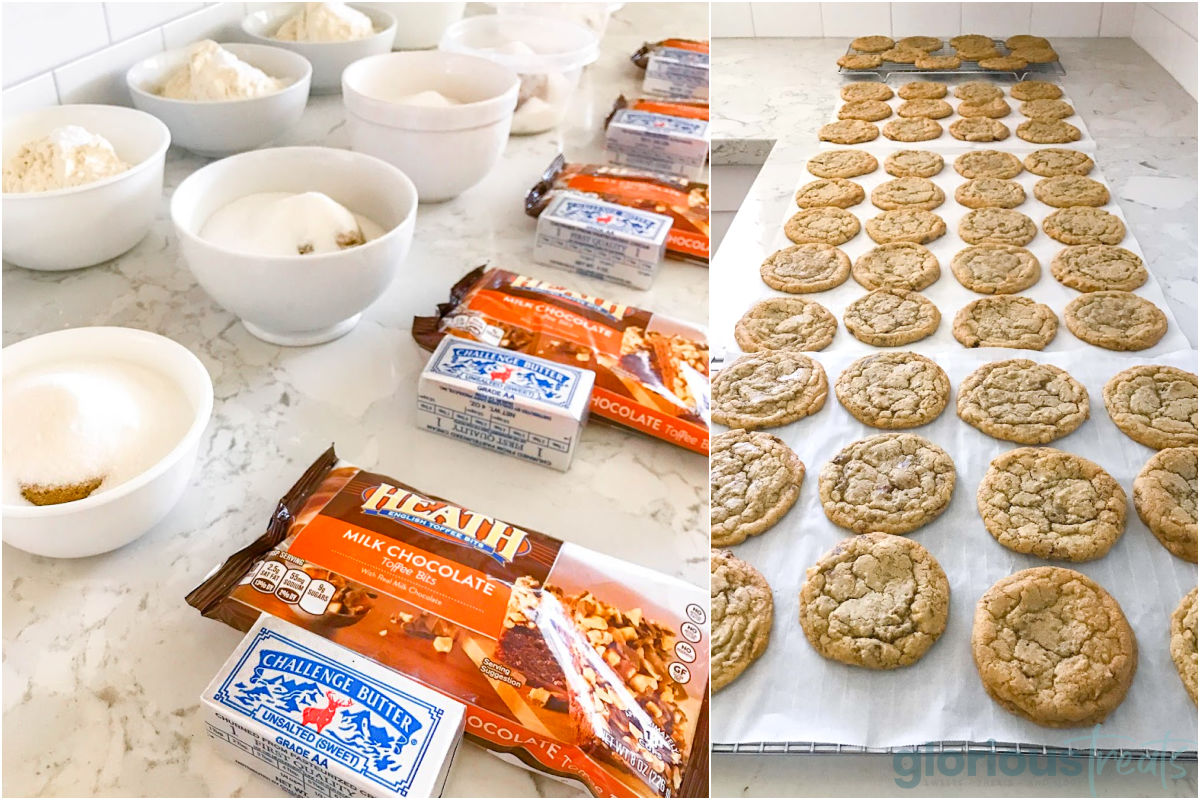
[187, 447, 711, 797]
[414, 268, 710, 455]
[630, 39, 710, 69]
[527, 155, 711, 265]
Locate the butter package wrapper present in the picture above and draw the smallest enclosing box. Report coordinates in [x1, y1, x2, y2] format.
[605, 109, 709, 179]
[630, 38, 709, 70]
[534, 193, 671, 290]
[202, 615, 465, 798]
[643, 47, 709, 101]
[417, 335, 594, 471]
[187, 447, 711, 797]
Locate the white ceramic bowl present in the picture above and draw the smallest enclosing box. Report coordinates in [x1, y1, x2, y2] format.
[355, 2, 465, 49]
[2, 327, 213, 558]
[342, 51, 518, 202]
[126, 42, 311, 157]
[2, 105, 170, 271]
[170, 146, 417, 346]
[241, 4, 396, 94]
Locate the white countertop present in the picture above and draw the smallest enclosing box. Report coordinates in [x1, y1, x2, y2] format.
[710, 35, 1198, 798]
[0, 4, 708, 797]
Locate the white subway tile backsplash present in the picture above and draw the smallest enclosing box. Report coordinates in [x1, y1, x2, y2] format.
[1100, 3, 1136, 36]
[890, 3, 961, 37]
[819, 2, 892, 37]
[54, 26, 163, 106]
[2, 3, 110, 87]
[2, 73, 59, 116]
[959, 2, 1032, 36]
[1148, 2, 1197, 39]
[1133, 2, 1198, 98]
[750, 3, 822, 37]
[104, 3, 203, 41]
[1030, 2, 1103, 37]
[161, 2, 247, 50]
[713, 2, 755, 37]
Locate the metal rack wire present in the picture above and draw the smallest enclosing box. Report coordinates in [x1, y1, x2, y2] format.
[838, 39, 1066, 81]
[713, 740, 1199, 760]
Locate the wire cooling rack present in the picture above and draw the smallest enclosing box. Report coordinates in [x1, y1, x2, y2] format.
[713, 741, 1199, 760]
[838, 38, 1066, 80]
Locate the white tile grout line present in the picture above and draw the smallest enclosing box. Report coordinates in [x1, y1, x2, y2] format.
[1148, 2, 1199, 43]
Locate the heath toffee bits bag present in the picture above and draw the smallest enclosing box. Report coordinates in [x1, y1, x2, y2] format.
[413, 268, 710, 454]
[187, 447, 710, 797]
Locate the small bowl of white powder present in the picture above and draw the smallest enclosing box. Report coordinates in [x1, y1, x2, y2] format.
[126, 40, 311, 157]
[2, 327, 214, 558]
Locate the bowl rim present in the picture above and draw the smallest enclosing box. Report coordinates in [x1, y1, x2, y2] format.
[169, 145, 418, 262]
[125, 41, 313, 107]
[341, 50, 521, 118]
[241, 3, 397, 45]
[1, 104, 171, 200]
[439, 12, 600, 73]
[1, 326, 215, 519]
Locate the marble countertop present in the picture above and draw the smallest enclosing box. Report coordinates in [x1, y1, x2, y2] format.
[710, 36, 1198, 798]
[1, 4, 708, 797]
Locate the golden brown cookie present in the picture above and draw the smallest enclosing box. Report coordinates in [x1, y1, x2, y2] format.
[735, 296, 838, 352]
[795, 177, 866, 208]
[841, 81, 894, 102]
[957, 359, 1089, 444]
[885, 150, 944, 178]
[785, 206, 861, 245]
[1171, 588, 1198, 702]
[839, 53, 884, 70]
[953, 295, 1058, 350]
[897, 99, 953, 119]
[761, 243, 852, 293]
[959, 208, 1037, 246]
[954, 150, 1023, 179]
[819, 118, 880, 144]
[1016, 119, 1082, 144]
[711, 429, 805, 547]
[1011, 80, 1063, 100]
[883, 117, 943, 142]
[843, 288, 941, 347]
[1134, 447, 1198, 563]
[852, 242, 940, 290]
[835, 351, 950, 429]
[951, 245, 1040, 294]
[712, 351, 828, 430]
[1050, 245, 1146, 292]
[955, 178, 1026, 209]
[1104, 365, 1198, 450]
[949, 117, 1010, 142]
[808, 149, 879, 179]
[712, 549, 773, 692]
[1024, 148, 1094, 177]
[851, 35, 894, 53]
[898, 80, 948, 99]
[871, 177, 945, 211]
[1044, 207, 1125, 246]
[958, 98, 1012, 118]
[1020, 98, 1075, 119]
[954, 81, 1004, 103]
[865, 209, 946, 244]
[839, 99, 894, 121]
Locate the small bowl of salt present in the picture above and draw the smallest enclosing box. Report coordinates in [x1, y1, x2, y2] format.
[2, 327, 213, 558]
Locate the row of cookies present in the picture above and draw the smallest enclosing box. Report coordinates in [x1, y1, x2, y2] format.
[822, 115, 1080, 144]
[840, 34, 1058, 71]
[795, 174, 1110, 211]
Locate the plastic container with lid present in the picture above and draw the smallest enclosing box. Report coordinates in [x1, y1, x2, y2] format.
[438, 14, 599, 135]
[492, 2, 623, 39]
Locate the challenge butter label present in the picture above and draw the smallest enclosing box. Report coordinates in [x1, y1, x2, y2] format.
[605, 109, 710, 178]
[534, 194, 672, 290]
[643, 47, 710, 101]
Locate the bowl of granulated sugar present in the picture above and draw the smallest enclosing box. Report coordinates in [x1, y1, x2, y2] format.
[2, 327, 213, 558]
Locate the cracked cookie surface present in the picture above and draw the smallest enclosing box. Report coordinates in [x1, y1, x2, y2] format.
[785, 206, 861, 245]
[1051, 245, 1146, 292]
[957, 359, 1089, 444]
[799, 533, 950, 669]
[951, 245, 1040, 294]
[735, 296, 838, 352]
[839, 99, 893, 121]
[712, 549, 774, 692]
[1011, 80, 1063, 100]
[953, 296, 1058, 350]
[1064, 291, 1167, 351]
[844, 288, 940, 347]
[1034, 175, 1109, 208]
[713, 351, 828, 430]
[838, 53, 883, 70]
[1134, 446, 1198, 563]
[958, 98, 1011, 118]
[1044, 207, 1125, 245]
[820, 118, 879, 143]
[1103, 365, 1198, 450]
[795, 177, 866, 208]
[819, 433, 956, 534]
[851, 35, 893, 52]
[883, 117, 943, 142]
[885, 150, 944, 178]
[978, 448, 1126, 561]
[842, 81, 893, 102]
[954, 81, 1004, 103]
[950, 117, 1009, 142]
[960, 208, 1037, 246]
[1024, 148, 1094, 177]
[761, 243, 852, 293]
[972, 566, 1137, 727]
[835, 351, 950, 428]
[955, 150, 1023, 179]
[872, 177, 945, 210]
[865, 209, 946, 244]
[1171, 588, 1198, 703]
[897, 99, 953, 119]
[1020, 98, 1075, 119]
[808, 149, 878, 179]
[956, 178, 1026, 209]
[1016, 119, 1081, 143]
[711, 429, 806, 547]
[852, 242, 940, 290]
[898, 80, 947, 99]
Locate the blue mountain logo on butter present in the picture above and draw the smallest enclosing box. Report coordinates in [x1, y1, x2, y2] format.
[655, 46, 710, 66]
[614, 109, 708, 136]
[557, 197, 670, 238]
[432, 342, 582, 407]
[214, 628, 445, 794]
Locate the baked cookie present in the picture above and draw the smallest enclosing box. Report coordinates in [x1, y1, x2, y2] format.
[712, 351, 829, 429]
[1006, 35, 1050, 50]
[1011, 80, 1063, 101]
[1172, 588, 1198, 703]
[818, 433, 956, 534]
[915, 53, 961, 70]
[954, 150, 1023, 179]
[843, 288, 940, 347]
[897, 99, 953, 119]
[899, 35, 942, 52]
[853, 243, 940, 291]
[851, 35, 894, 53]
[959, 208, 1037, 246]
[1012, 46, 1058, 64]
[839, 99, 893, 121]
[799, 533, 950, 669]
[1033, 176, 1108, 209]
[881, 46, 923, 64]
[956, 45, 1000, 61]
[898, 80, 947, 99]
[835, 351, 950, 429]
[953, 296, 1058, 350]
[1050, 245, 1147, 292]
[978, 448, 1126, 561]
[951, 34, 993, 51]
[1016, 119, 1081, 144]
[979, 55, 1028, 71]
[958, 98, 1011, 118]
[711, 429, 805, 547]
[883, 117, 943, 142]
[951, 245, 1040, 294]
[972, 567, 1137, 728]
[819, 119, 880, 144]
[735, 296, 838, 352]
[884, 150, 944, 178]
[711, 549, 773, 692]
[1134, 447, 1198, 563]
[871, 177, 945, 211]
[1103, 365, 1198, 450]
[1024, 148, 1094, 177]
[842, 81, 894, 102]
[795, 177, 866, 208]
[1020, 98, 1074, 119]
[761, 243, 852, 293]
[955, 178, 1026, 209]
[953, 81, 1004, 104]
[1064, 291, 1167, 351]
[957, 359, 1089, 444]
[1044, 207, 1125, 245]
[865, 209, 946, 244]
[949, 117, 1009, 142]
[839, 53, 884, 70]
[808, 149, 879, 179]
[785, 206, 861, 245]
